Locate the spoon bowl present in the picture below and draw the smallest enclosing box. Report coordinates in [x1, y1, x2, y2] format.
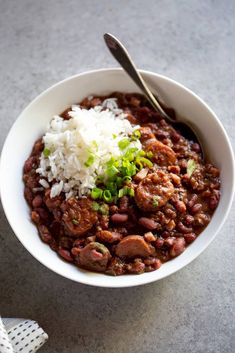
[104, 33, 204, 157]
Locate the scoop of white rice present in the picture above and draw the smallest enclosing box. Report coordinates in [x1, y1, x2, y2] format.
[37, 99, 141, 198]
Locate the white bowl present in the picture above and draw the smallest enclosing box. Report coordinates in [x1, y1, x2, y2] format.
[1, 68, 234, 288]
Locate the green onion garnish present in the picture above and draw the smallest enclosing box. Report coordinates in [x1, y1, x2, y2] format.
[103, 190, 112, 203]
[72, 219, 79, 225]
[146, 151, 153, 159]
[85, 153, 95, 167]
[122, 175, 132, 183]
[118, 138, 130, 150]
[99, 204, 109, 215]
[43, 148, 50, 157]
[152, 196, 159, 207]
[91, 187, 103, 200]
[107, 165, 119, 178]
[92, 202, 100, 211]
[132, 130, 141, 139]
[138, 157, 153, 168]
[187, 159, 197, 177]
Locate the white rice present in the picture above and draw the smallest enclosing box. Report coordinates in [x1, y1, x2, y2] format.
[36, 99, 142, 198]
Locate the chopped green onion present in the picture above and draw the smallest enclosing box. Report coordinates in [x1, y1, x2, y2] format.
[91, 187, 103, 200]
[138, 150, 146, 157]
[152, 196, 159, 207]
[107, 165, 119, 178]
[118, 188, 126, 198]
[103, 190, 112, 203]
[43, 148, 50, 157]
[96, 175, 104, 184]
[128, 188, 135, 197]
[99, 204, 109, 215]
[132, 130, 141, 139]
[112, 133, 117, 139]
[138, 157, 153, 168]
[187, 159, 197, 177]
[72, 219, 79, 225]
[85, 153, 95, 167]
[92, 140, 98, 150]
[118, 138, 130, 150]
[92, 202, 100, 211]
[116, 177, 123, 188]
[146, 151, 153, 159]
[122, 176, 132, 183]
[106, 182, 117, 195]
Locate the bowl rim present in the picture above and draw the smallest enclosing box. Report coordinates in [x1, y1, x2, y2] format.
[1, 67, 234, 288]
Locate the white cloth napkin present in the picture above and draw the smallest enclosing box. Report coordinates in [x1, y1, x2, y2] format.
[0, 317, 48, 353]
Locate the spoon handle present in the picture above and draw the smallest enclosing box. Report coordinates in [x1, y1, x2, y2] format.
[103, 33, 172, 121]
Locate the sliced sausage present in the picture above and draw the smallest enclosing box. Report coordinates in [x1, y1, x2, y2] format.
[78, 242, 111, 272]
[145, 140, 176, 166]
[135, 171, 174, 212]
[96, 230, 122, 243]
[115, 235, 155, 258]
[61, 197, 98, 237]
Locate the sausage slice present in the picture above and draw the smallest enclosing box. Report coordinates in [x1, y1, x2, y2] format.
[115, 235, 155, 258]
[145, 140, 176, 166]
[79, 242, 111, 272]
[61, 197, 98, 237]
[135, 171, 174, 212]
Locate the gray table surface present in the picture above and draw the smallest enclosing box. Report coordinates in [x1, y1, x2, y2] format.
[0, 1, 234, 352]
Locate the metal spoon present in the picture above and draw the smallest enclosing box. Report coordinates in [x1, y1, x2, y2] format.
[103, 33, 203, 156]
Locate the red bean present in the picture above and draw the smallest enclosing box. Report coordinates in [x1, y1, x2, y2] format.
[38, 225, 52, 243]
[184, 215, 194, 225]
[32, 195, 43, 208]
[191, 143, 201, 153]
[209, 193, 220, 210]
[144, 258, 161, 270]
[155, 129, 169, 139]
[161, 231, 170, 239]
[34, 207, 49, 222]
[177, 221, 193, 234]
[184, 233, 196, 244]
[174, 200, 186, 213]
[155, 238, 164, 248]
[138, 217, 158, 230]
[31, 211, 40, 224]
[170, 238, 186, 257]
[171, 131, 181, 142]
[111, 213, 128, 223]
[24, 187, 33, 205]
[164, 237, 175, 247]
[165, 208, 177, 219]
[190, 203, 202, 214]
[188, 194, 198, 208]
[58, 249, 73, 262]
[24, 156, 35, 173]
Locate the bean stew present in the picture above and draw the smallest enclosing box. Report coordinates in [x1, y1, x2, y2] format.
[23, 93, 221, 275]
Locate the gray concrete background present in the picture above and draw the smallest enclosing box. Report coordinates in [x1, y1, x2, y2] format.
[0, 1, 234, 352]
